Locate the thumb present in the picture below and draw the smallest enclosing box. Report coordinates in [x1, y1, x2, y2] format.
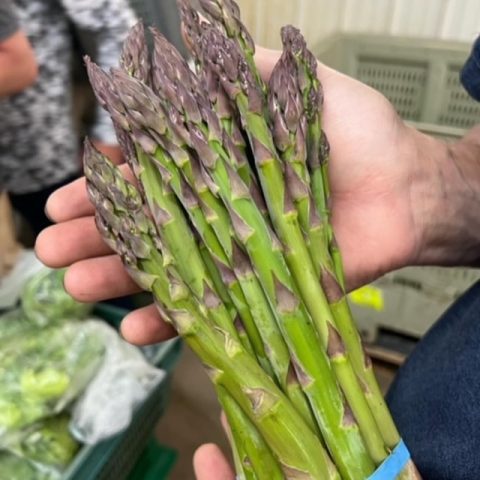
[193, 443, 235, 480]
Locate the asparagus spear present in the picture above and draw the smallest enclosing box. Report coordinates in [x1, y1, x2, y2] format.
[280, 25, 343, 287]
[281, 26, 402, 450]
[83, 141, 337, 479]
[268, 49, 330, 284]
[177, 1, 206, 65]
[218, 385, 284, 480]
[119, 21, 150, 84]
[268, 38, 390, 464]
[195, 0, 262, 89]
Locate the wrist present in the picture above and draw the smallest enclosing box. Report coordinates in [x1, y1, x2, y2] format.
[409, 126, 480, 268]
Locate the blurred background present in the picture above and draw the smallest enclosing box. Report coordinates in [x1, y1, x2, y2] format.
[1, 1, 480, 479]
[236, 0, 480, 48]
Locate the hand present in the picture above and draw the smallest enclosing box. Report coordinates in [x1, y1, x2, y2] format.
[35, 46, 432, 344]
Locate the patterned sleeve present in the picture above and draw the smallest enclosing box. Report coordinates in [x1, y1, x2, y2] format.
[0, 0, 19, 42]
[61, 0, 137, 144]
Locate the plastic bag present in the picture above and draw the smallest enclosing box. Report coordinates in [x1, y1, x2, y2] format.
[21, 268, 93, 327]
[0, 250, 44, 311]
[0, 321, 105, 443]
[0, 309, 34, 342]
[70, 321, 165, 444]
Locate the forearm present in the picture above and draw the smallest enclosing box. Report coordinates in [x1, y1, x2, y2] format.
[0, 31, 37, 96]
[410, 125, 480, 268]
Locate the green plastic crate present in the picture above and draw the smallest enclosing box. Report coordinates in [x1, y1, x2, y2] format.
[128, 439, 177, 480]
[62, 303, 182, 480]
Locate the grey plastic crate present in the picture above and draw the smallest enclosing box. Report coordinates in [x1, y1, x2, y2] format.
[315, 35, 480, 343]
[315, 34, 480, 137]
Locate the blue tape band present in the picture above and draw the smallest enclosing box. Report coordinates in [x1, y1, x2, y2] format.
[367, 440, 411, 480]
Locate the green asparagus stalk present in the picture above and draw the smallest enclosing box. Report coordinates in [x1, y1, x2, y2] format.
[281, 26, 402, 451]
[268, 49, 330, 283]
[83, 140, 338, 479]
[218, 385, 284, 480]
[177, 1, 205, 65]
[280, 26, 343, 287]
[204, 26, 391, 468]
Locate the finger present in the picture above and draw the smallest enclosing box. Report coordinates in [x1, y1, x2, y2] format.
[120, 303, 177, 345]
[45, 176, 93, 223]
[64, 255, 141, 302]
[193, 444, 235, 480]
[36, 217, 111, 268]
[45, 163, 134, 223]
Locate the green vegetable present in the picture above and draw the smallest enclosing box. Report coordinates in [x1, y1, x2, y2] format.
[20, 370, 70, 400]
[0, 322, 104, 439]
[11, 415, 79, 470]
[0, 452, 44, 480]
[21, 269, 92, 327]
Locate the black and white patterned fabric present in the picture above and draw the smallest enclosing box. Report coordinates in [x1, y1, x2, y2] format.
[0, 0, 136, 194]
[0, 0, 19, 41]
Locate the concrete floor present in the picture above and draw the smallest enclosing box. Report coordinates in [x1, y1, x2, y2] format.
[155, 347, 398, 480]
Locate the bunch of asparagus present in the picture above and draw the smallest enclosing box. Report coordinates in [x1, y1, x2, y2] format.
[83, 1, 421, 478]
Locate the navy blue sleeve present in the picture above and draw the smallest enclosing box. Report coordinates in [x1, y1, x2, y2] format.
[461, 37, 480, 101]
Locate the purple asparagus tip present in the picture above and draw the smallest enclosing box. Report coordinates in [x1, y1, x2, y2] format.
[120, 22, 150, 84]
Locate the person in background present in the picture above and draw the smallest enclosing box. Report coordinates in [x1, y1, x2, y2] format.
[0, 0, 137, 236]
[0, 1, 37, 97]
[0, 1, 37, 277]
